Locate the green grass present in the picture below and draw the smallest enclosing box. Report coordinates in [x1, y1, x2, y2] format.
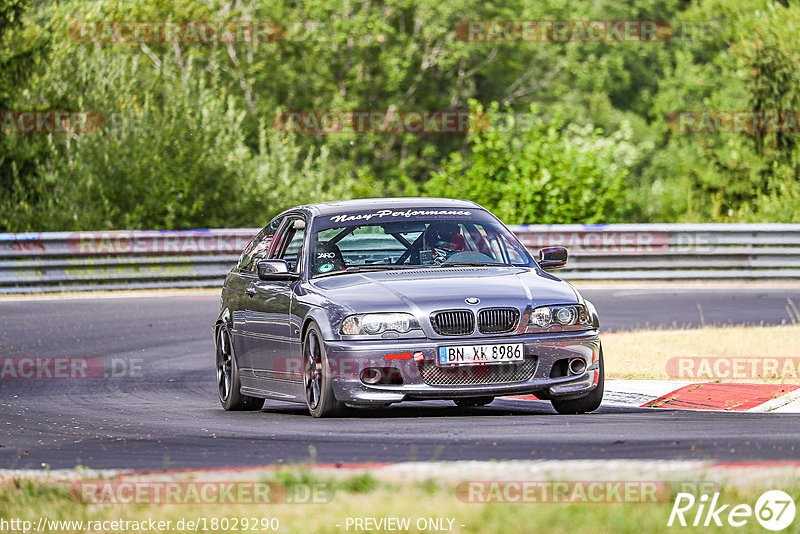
[1, 472, 799, 533]
[602, 324, 800, 381]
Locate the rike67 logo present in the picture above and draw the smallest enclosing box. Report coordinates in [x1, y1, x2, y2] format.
[668, 490, 795, 531]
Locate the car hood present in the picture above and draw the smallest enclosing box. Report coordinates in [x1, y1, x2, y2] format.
[307, 266, 579, 315]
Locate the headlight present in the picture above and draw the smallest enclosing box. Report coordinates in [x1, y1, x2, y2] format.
[555, 307, 576, 325]
[341, 313, 419, 335]
[531, 307, 552, 327]
[527, 304, 591, 332]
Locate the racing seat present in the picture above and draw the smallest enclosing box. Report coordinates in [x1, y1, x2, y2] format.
[313, 241, 347, 274]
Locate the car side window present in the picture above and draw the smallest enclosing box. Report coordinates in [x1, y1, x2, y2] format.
[238, 217, 283, 272]
[270, 218, 306, 273]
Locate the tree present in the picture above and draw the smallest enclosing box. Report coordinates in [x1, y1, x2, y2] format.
[424, 102, 643, 223]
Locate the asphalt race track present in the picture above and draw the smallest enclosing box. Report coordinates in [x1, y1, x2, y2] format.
[1, 285, 800, 470]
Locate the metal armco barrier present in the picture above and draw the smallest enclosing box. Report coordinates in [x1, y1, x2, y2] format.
[0, 230, 257, 294]
[1, 224, 799, 293]
[512, 223, 800, 280]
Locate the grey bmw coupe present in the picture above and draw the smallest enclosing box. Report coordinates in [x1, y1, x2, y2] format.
[215, 198, 603, 417]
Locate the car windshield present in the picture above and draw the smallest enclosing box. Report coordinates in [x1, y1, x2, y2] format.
[308, 208, 533, 277]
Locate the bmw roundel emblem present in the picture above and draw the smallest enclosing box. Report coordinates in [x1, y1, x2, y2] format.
[465, 297, 480, 305]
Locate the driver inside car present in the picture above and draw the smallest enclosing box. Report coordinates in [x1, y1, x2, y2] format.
[421, 222, 466, 265]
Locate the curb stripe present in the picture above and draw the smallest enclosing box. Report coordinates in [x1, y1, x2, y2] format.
[505, 380, 800, 412]
[642, 383, 800, 411]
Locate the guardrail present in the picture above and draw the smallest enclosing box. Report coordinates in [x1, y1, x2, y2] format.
[512, 223, 800, 280]
[1, 224, 799, 293]
[0, 230, 256, 294]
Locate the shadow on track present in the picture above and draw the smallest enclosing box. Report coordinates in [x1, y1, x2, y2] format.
[253, 398, 654, 419]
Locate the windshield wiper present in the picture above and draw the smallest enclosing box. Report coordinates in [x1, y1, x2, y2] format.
[349, 264, 422, 271]
[438, 261, 511, 267]
[315, 264, 421, 277]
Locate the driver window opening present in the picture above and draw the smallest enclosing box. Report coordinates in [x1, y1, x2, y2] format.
[272, 219, 306, 273]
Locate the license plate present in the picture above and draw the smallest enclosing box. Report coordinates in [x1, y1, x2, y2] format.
[437, 343, 524, 366]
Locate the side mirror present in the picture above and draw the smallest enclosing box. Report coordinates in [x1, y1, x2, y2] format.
[538, 247, 568, 270]
[257, 259, 300, 281]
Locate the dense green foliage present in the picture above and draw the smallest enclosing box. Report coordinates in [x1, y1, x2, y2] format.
[424, 102, 643, 224]
[1, 0, 799, 230]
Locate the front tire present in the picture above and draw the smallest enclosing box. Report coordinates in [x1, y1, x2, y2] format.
[303, 323, 343, 418]
[551, 346, 604, 415]
[216, 326, 264, 411]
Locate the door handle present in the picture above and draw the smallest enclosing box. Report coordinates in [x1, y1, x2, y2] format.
[246, 286, 256, 297]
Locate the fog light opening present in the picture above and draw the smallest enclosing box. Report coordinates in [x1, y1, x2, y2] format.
[361, 368, 382, 385]
[568, 358, 587, 376]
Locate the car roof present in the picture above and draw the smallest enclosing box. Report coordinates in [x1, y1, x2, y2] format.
[298, 197, 483, 216]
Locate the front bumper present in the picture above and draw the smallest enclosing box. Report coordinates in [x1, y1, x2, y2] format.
[323, 330, 600, 405]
